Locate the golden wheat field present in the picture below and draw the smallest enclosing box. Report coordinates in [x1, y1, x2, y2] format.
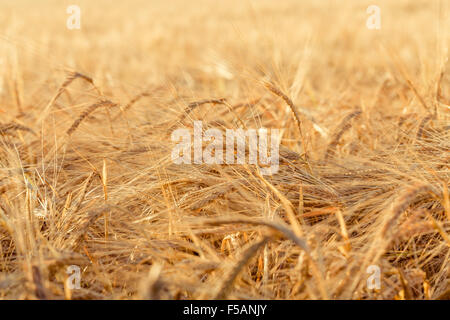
[0, 0, 449, 300]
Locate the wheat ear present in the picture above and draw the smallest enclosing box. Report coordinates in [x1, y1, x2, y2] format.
[325, 109, 362, 161]
[0, 122, 36, 136]
[204, 216, 329, 299]
[39, 71, 101, 124]
[66, 100, 117, 136]
[214, 237, 269, 299]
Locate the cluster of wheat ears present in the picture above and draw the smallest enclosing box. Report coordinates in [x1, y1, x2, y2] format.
[0, 0, 449, 299]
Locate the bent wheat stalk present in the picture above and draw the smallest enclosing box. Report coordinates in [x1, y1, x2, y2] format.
[325, 109, 362, 161]
[168, 98, 227, 132]
[214, 236, 269, 299]
[204, 216, 329, 299]
[66, 100, 117, 136]
[39, 71, 101, 124]
[416, 114, 433, 141]
[0, 122, 36, 136]
[264, 81, 328, 138]
[112, 90, 151, 121]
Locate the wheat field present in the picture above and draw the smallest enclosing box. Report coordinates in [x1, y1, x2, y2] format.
[0, 0, 449, 300]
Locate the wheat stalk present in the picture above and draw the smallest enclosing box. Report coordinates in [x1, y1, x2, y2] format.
[38, 71, 101, 124]
[0, 122, 35, 136]
[66, 100, 117, 136]
[214, 236, 269, 299]
[325, 109, 362, 161]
